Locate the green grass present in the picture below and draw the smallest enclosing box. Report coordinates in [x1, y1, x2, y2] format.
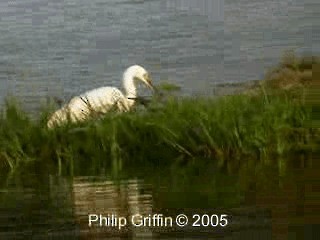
[0, 53, 319, 175]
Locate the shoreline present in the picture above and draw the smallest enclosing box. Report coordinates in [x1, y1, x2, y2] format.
[212, 79, 261, 96]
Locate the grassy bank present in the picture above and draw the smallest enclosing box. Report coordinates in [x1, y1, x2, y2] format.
[0, 53, 319, 175]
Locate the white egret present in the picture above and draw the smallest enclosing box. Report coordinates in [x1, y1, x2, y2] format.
[47, 65, 154, 129]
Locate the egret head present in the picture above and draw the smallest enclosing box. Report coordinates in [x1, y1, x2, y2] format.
[125, 65, 154, 91]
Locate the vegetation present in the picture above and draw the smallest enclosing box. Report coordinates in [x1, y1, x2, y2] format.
[0, 53, 319, 175]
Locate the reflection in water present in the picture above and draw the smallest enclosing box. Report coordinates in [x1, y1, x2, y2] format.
[240, 156, 320, 240]
[0, 174, 76, 239]
[0, 157, 319, 239]
[71, 177, 153, 239]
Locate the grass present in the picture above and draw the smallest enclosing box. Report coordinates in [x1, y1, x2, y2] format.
[0, 53, 319, 175]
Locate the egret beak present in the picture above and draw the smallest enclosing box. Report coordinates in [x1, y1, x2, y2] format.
[147, 80, 160, 95]
[143, 74, 155, 92]
[147, 80, 155, 91]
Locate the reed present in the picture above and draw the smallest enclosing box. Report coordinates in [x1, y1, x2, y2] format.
[0, 53, 318, 175]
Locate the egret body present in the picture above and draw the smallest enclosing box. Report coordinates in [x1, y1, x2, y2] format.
[47, 65, 154, 128]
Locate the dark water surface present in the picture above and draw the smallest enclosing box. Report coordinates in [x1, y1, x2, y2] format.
[1, 157, 319, 239]
[0, 0, 318, 113]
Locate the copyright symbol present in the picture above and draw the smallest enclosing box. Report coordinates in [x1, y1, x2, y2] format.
[176, 214, 188, 227]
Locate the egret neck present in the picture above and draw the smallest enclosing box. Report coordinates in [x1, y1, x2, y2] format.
[123, 70, 138, 108]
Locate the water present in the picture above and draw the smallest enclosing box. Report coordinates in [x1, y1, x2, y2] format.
[0, 0, 318, 113]
[0, 157, 319, 239]
[0, 1, 319, 238]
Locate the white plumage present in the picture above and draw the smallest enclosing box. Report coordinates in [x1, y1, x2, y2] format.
[47, 65, 154, 129]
